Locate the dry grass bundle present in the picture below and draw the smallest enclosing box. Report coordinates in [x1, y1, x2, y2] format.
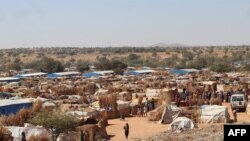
[4, 114, 24, 126]
[209, 97, 222, 105]
[148, 104, 165, 121]
[26, 88, 36, 97]
[138, 96, 143, 105]
[0, 87, 4, 92]
[3, 87, 14, 93]
[99, 94, 117, 110]
[53, 85, 77, 96]
[123, 93, 132, 101]
[28, 135, 49, 141]
[107, 86, 120, 93]
[18, 108, 31, 122]
[158, 91, 172, 106]
[0, 126, 12, 141]
[32, 100, 42, 113]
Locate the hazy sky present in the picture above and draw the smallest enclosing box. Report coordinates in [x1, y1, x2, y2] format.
[0, 0, 250, 48]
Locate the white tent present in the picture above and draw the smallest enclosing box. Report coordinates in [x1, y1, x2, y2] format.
[168, 117, 195, 131]
[199, 105, 230, 123]
[7, 124, 49, 141]
[159, 104, 182, 124]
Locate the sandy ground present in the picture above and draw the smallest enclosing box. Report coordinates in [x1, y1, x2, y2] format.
[106, 116, 169, 141]
[106, 102, 250, 141]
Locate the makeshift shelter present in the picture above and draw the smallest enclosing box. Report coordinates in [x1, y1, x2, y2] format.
[0, 99, 32, 115]
[83, 72, 100, 78]
[168, 117, 195, 131]
[0, 77, 20, 83]
[145, 88, 161, 97]
[159, 104, 182, 124]
[7, 123, 49, 141]
[199, 105, 229, 123]
[0, 92, 13, 99]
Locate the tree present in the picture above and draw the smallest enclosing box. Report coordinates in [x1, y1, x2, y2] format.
[210, 63, 232, 72]
[111, 60, 127, 75]
[126, 53, 143, 67]
[76, 60, 90, 72]
[29, 111, 79, 141]
[8, 58, 22, 71]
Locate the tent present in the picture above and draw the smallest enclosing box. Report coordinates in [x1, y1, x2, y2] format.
[199, 105, 230, 123]
[159, 104, 182, 124]
[168, 117, 195, 131]
[7, 124, 49, 140]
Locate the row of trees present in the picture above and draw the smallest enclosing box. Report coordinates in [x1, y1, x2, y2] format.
[4, 49, 250, 73]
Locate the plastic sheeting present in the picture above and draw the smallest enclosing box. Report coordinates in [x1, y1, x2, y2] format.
[159, 104, 182, 124]
[168, 117, 195, 131]
[7, 124, 49, 141]
[200, 105, 229, 123]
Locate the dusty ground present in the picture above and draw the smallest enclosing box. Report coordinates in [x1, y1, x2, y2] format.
[106, 116, 169, 141]
[106, 102, 250, 141]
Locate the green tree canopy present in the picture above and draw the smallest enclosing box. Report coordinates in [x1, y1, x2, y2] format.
[29, 111, 79, 141]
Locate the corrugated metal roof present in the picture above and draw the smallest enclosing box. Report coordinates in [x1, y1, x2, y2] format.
[18, 72, 47, 77]
[53, 71, 80, 76]
[0, 99, 32, 107]
[0, 77, 20, 81]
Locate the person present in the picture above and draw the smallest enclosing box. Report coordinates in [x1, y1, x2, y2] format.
[21, 132, 26, 141]
[123, 123, 129, 139]
[151, 98, 155, 110]
[80, 130, 85, 141]
[233, 109, 238, 123]
[137, 107, 141, 117]
[143, 105, 148, 117]
[120, 112, 125, 121]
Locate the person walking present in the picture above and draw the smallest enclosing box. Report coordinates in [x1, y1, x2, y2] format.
[21, 132, 26, 141]
[151, 98, 155, 110]
[123, 123, 129, 139]
[80, 130, 85, 141]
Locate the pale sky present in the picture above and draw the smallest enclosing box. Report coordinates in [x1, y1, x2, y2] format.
[0, 0, 250, 48]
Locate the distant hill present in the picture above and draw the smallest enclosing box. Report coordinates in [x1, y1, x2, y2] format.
[151, 43, 188, 47]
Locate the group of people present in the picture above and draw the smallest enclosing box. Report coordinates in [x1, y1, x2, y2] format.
[137, 97, 155, 117]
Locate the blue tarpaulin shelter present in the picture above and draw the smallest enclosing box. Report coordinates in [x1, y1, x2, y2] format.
[170, 69, 188, 75]
[0, 99, 32, 116]
[83, 72, 100, 78]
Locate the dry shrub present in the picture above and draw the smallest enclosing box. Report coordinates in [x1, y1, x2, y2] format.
[5, 114, 24, 126]
[53, 86, 77, 96]
[0, 126, 12, 141]
[18, 108, 32, 122]
[32, 100, 43, 113]
[28, 135, 49, 141]
[210, 97, 222, 105]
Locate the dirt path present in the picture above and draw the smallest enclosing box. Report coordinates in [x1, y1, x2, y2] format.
[106, 116, 169, 141]
[106, 103, 250, 141]
[222, 102, 250, 122]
